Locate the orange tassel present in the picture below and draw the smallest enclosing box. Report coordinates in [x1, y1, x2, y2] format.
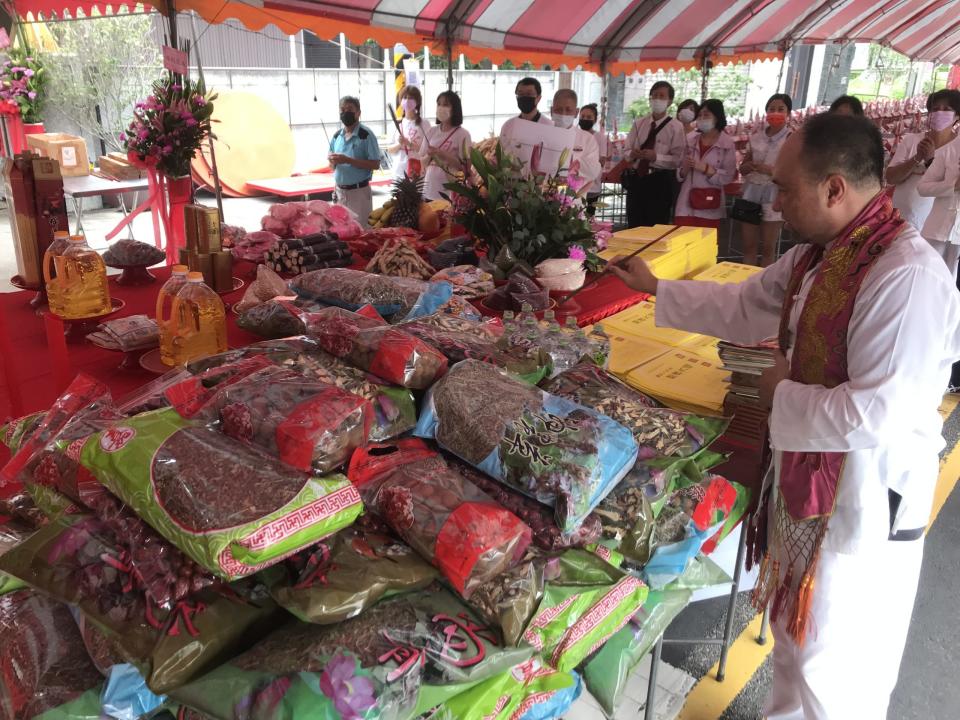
[788, 571, 816, 647]
[751, 554, 776, 611]
[771, 563, 794, 623]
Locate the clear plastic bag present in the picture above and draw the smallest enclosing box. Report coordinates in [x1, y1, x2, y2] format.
[290, 267, 453, 321]
[416, 360, 638, 534]
[0, 589, 103, 720]
[542, 362, 730, 460]
[296, 306, 449, 390]
[170, 585, 534, 720]
[348, 439, 532, 598]
[194, 364, 372, 473]
[75, 408, 363, 580]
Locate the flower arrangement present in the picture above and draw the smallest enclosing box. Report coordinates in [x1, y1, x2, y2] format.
[121, 74, 216, 178]
[444, 143, 602, 271]
[0, 48, 47, 122]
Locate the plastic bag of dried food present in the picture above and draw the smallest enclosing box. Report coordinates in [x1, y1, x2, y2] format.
[295, 306, 448, 390]
[0, 521, 30, 597]
[235, 265, 289, 314]
[75, 408, 363, 580]
[522, 549, 647, 672]
[430, 658, 580, 720]
[194, 365, 371, 473]
[169, 586, 533, 720]
[0, 589, 104, 720]
[398, 315, 549, 382]
[0, 515, 282, 695]
[0, 412, 45, 453]
[348, 439, 531, 598]
[464, 550, 550, 647]
[268, 517, 438, 624]
[451, 461, 600, 552]
[182, 337, 417, 441]
[290, 267, 454, 321]
[644, 474, 742, 589]
[582, 557, 730, 716]
[542, 362, 730, 460]
[416, 360, 638, 534]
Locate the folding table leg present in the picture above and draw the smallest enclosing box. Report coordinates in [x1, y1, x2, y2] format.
[758, 604, 770, 645]
[716, 519, 749, 682]
[72, 196, 85, 236]
[644, 634, 663, 720]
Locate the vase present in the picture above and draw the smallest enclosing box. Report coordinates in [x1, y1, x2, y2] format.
[163, 175, 193, 266]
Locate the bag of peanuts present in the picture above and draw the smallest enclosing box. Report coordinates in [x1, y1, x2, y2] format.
[348, 439, 532, 598]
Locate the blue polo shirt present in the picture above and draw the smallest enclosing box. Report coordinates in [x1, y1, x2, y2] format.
[329, 123, 380, 187]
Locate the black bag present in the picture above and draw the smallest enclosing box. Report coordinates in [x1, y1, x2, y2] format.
[730, 197, 763, 225]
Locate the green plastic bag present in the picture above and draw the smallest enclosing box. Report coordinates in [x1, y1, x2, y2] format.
[0, 514, 282, 695]
[268, 519, 439, 625]
[582, 555, 731, 716]
[0, 521, 30, 597]
[170, 585, 533, 720]
[0, 411, 45, 452]
[522, 550, 647, 672]
[76, 408, 363, 580]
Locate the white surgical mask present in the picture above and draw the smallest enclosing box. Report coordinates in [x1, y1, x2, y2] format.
[697, 118, 715, 133]
[678, 108, 696, 124]
[929, 110, 957, 132]
[650, 98, 669, 115]
[402, 97, 417, 114]
[552, 113, 576, 129]
[436, 106, 451, 123]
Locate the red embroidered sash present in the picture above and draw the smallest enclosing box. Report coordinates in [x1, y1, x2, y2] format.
[752, 191, 905, 644]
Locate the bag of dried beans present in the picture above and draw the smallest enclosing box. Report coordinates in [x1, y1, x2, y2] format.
[415, 360, 638, 534]
[74, 408, 363, 580]
[348, 439, 531, 598]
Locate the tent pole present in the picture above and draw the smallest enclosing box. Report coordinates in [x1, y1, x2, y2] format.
[600, 54, 609, 134]
[700, 51, 710, 103]
[189, 11, 225, 223]
[166, 0, 178, 50]
[446, 38, 454, 91]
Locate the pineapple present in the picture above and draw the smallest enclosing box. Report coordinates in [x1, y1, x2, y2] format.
[388, 173, 425, 229]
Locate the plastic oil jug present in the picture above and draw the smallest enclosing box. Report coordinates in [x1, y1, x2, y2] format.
[163, 271, 227, 366]
[45, 235, 112, 319]
[156, 265, 190, 366]
[42, 231, 70, 314]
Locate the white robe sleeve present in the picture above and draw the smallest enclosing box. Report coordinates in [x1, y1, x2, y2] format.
[917, 150, 956, 198]
[654, 247, 801, 344]
[769, 262, 960, 452]
[574, 130, 602, 186]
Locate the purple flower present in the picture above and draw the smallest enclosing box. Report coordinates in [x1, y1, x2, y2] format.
[27, 91, 36, 100]
[185, 117, 197, 127]
[568, 245, 587, 261]
[318, 654, 376, 720]
[23, 69, 33, 78]
[161, 144, 173, 155]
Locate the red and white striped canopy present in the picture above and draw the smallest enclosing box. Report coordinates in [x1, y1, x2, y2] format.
[15, 0, 960, 72]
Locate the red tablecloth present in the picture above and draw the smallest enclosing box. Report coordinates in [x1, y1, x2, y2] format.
[0, 266, 259, 421]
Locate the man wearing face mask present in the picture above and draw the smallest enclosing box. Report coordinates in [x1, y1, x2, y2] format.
[550, 89, 601, 188]
[609, 113, 960, 720]
[329, 96, 382, 228]
[499, 77, 555, 152]
[623, 81, 687, 228]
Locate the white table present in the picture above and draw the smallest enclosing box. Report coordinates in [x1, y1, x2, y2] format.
[63, 174, 150, 238]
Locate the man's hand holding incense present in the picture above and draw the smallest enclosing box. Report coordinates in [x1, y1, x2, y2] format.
[608, 256, 659, 295]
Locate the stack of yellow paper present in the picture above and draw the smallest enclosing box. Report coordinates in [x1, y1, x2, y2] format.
[602, 301, 702, 348]
[693, 261, 762, 285]
[607, 224, 703, 253]
[685, 227, 718, 278]
[619, 348, 728, 415]
[605, 331, 673, 375]
[600, 225, 718, 280]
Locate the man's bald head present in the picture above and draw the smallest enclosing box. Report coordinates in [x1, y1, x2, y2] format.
[553, 88, 578, 106]
[798, 113, 884, 190]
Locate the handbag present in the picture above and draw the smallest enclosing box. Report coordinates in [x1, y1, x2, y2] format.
[730, 197, 763, 225]
[689, 187, 721, 210]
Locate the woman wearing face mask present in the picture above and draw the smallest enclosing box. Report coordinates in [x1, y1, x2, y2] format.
[674, 99, 737, 229]
[423, 91, 473, 201]
[676, 99, 699, 133]
[578, 103, 607, 216]
[387, 85, 427, 178]
[888, 90, 960, 235]
[917, 89, 960, 278]
[737, 93, 793, 266]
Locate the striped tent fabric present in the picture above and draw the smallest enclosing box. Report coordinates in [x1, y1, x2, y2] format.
[14, 0, 960, 72]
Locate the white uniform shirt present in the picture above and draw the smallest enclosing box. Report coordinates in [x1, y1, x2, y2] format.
[917, 134, 960, 244]
[890, 132, 942, 231]
[422, 125, 472, 201]
[624, 115, 686, 171]
[391, 118, 428, 178]
[499, 113, 555, 144]
[564, 125, 601, 188]
[590, 130, 608, 194]
[655, 224, 960, 552]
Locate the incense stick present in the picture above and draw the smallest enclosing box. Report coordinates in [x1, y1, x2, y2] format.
[555, 224, 680, 307]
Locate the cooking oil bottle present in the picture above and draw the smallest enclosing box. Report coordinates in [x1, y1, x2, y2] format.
[45, 235, 112, 319]
[156, 265, 190, 366]
[163, 271, 227, 366]
[42, 231, 70, 314]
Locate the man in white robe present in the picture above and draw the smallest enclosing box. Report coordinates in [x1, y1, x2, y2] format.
[611, 113, 960, 719]
[548, 88, 602, 188]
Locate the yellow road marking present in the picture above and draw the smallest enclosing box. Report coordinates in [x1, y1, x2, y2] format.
[677, 614, 774, 720]
[678, 393, 960, 718]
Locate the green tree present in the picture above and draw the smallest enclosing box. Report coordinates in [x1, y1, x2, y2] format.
[45, 13, 161, 152]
